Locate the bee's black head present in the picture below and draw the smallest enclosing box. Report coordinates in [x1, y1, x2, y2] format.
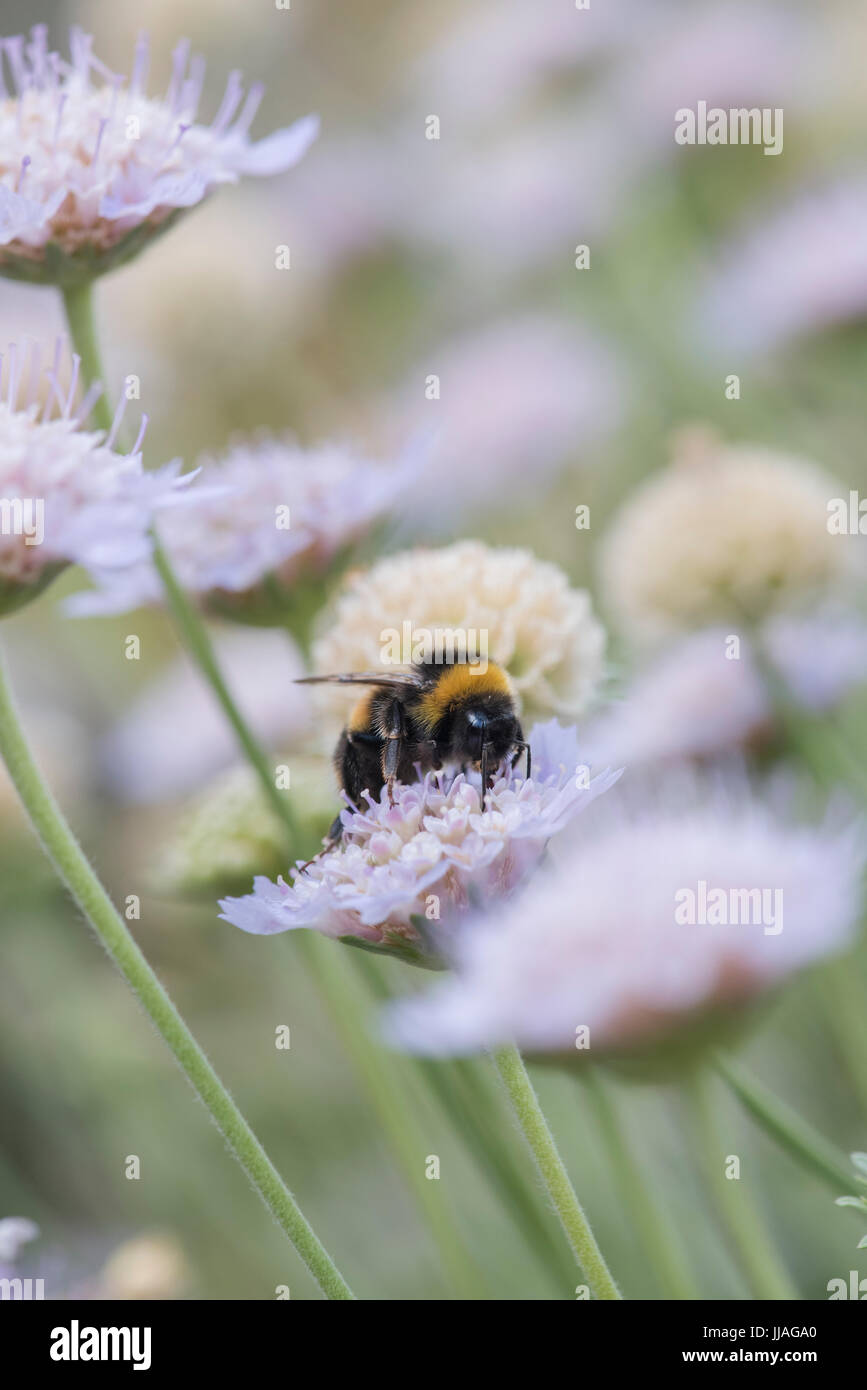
[450, 695, 519, 766]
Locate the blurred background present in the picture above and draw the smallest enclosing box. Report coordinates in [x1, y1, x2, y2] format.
[2, 0, 867, 1299]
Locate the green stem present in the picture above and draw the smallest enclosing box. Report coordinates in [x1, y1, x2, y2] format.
[302, 935, 484, 1300]
[60, 277, 487, 1298]
[491, 1044, 621, 1299]
[581, 1068, 694, 1300]
[61, 283, 112, 433]
[0, 646, 353, 1300]
[60, 282, 302, 854]
[434, 1056, 580, 1292]
[150, 536, 301, 847]
[715, 1053, 857, 1194]
[351, 950, 577, 1291]
[688, 1070, 796, 1300]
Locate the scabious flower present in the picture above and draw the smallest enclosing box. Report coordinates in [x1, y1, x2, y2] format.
[70, 435, 417, 623]
[406, 0, 645, 127]
[383, 781, 864, 1058]
[698, 176, 867, 358]
[387, 317, 627, 521]
[312, 540, 607, 723]
[0, 26, 318, 285]
[584, 611, 867, 769]
[583, 628, 771, 768]
[0, 338, 196, 616]
[219, 721, 620, 966]
[599, 429, 857, 647]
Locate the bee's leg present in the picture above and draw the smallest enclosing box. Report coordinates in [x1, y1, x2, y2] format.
[381, 698, 406, 806]
[510, 741, 531, 779]
[481, 741, 491, 807]
[298, 815, 343, 874]
[510, 724, 530, 780]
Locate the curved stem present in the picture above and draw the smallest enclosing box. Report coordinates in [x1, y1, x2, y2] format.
[150, 535, 301, 847]
[581, 1067, 694, 1300]
[0, 646, 353, 1300]
[60, 278, 487, 1297]
[61, 283, 113, 433]
[491, 1045, 621, 1299]
[687, 1070, 796, 1300]
[715, 1052, 856, 1194]
[304, 935, 485, 1300]
[60, 283, 301, 853]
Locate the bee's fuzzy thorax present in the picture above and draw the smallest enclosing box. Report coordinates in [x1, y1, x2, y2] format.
[415, 661, 512, 732]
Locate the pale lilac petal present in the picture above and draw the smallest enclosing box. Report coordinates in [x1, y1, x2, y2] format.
[229, 114, 320, 176]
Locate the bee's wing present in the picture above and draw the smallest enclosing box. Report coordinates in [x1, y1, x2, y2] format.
[295, 671, 424, 689]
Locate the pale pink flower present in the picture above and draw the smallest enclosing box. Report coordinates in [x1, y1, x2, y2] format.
[70, 435, 418, 618]
[698, 176, 867, 357]
[0, 337, 195, 613]
[388, 317, 627, 521]
[219, 720, 620, 963]
[384, 782, 864, 1055]
[0, 25, 317, 282]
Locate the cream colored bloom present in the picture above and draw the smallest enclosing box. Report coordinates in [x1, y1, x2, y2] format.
[599, 429, 855, 646]
[312, 541, 606, 722]
[98, 1234, 189, 1301]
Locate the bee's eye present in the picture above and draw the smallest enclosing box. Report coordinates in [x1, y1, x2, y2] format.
[466, 709, 490, 729]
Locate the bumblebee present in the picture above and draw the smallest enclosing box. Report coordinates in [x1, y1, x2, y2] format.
[297, 657, 529, 857]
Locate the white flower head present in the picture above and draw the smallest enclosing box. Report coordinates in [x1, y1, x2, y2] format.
[219, 720, 620, 966]
[312, 540, 607, 724]
[0, 337, 195, 614]
[71, 434, 420, 620]
[0, 25, 318, 284]
[384, 778, 864, 1057]
[599, 428, 857, 647]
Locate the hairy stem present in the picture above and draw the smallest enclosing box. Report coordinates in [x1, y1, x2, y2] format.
[492, 1045, 621, 1299]
[0, 646, 353, 1299]
[304, 935, 485, 1299]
